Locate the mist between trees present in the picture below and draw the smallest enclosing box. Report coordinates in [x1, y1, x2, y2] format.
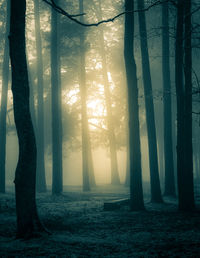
[0, 0, 200, 238]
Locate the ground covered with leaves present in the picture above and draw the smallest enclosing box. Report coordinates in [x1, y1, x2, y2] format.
[0, 185, 200, 257]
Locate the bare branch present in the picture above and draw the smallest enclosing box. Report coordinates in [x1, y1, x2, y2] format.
[42, 0, 86, 18]
[42, 0, 172, 27]
[192, 111, 200, 115]
[88, 122, 108, 132]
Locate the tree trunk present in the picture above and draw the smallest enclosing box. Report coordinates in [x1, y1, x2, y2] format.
[162, 1, 176, 196]
[183, 0, 194, 210]
[27, 60, 37, 131]
[175, 0, 195, 211]
[137, 0, 162, 203]
[34, 0, 47, 192]
[175, 0, 186, 210]
[157, 128, 164, 190]
[124, 0, 144, 210]
[51, 0, 63, 194]
[88, 139, 96, 187]
[125, 139, 130, 186]
[79, 0, 91, 191]
[9, 0, 45, 238]
[0, 0, 10, 193]
[96, 0, 120, 185]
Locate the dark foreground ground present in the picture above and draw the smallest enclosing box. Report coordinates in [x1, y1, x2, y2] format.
[0, 185, 200, 257]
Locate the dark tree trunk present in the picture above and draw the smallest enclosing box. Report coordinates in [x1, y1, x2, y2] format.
[51, 0, 63, 194]
[79, 0, 91, 191]
[27, 60, 37, 131]
[175, 0, 195, 211]
[125, 139, 130, 186]
[124, 0, 144, 210]
[0, 0, 10, 193]
[9, 0, 45, 238]
[175, 0, 186, 210]
[157, 127, 164, 189]
[125, 103, 130, 186]
[162, 1, 176, 196]
[193, 124, 200, 181]
[172, 94, 177, 189]
[137, 0, 162, 203]
[183, 0, 194, 210]
[34, 0, 47, 192]
[96, 0, 120, 185]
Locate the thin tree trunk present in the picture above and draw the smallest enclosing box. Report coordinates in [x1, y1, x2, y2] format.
[79, 0, 90, 191]
[172, 93, 177, 192]
[79, 0, 96, 189]
[162, 1, 176, 196]
[9, 0, 45, 238]
[124, 98, 130, 186]
[34, 0, 46, 192]
[95, 0, 120, 185]
[51, 0, 63, 194]
[0, 0, 10, 193]
[157, 129, 164, 189]
[137, 0, 162, 203]
[175, 0, 186, 211]
[125, 138, 130, 186]
[124, 0, 144, 210]
[88, 137, 96, 187]
[183, 0, 195, 210]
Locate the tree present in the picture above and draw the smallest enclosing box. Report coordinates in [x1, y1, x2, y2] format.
[162, 0, 176, 196]
[51, 0, 63, 194]
[9, 0, 45, 238]
[79, 0, 91, 191]
[34, 0, 47, 192]
[27, 60, 37, 131]
[175, 0, 195, 211]
[137, 0, 162, 203]
[88, 139, 96, 187]
[94, 0, 120, 185]
[0, 0, 10, 193]
[184, 0, 194, 209]
[124, 0, 144, 210]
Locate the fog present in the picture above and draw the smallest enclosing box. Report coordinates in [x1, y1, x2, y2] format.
[2, 0, 199, 194]
[5, 133, 151, 186]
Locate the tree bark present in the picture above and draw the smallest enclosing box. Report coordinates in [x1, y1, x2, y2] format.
[9, 0, 45, 238]
[162, 1, 176, 196]
[51, 0, 63, 194]
[175, 0, 195, 211]
[183, 0, 194, 210]
[0, 0, 10, 193]
[124, 0, 144, 210]
[27, 60, 37, 132]
[137, 0, 162, 203]
[175, 0, 186, 210]
[34, 0, 47, 192]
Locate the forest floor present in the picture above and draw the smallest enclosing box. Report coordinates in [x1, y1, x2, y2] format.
[0, 184, 200, 257]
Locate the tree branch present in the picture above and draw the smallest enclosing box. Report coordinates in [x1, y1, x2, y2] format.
[42, 0, 173, 27]
[192, 111, 200, 115]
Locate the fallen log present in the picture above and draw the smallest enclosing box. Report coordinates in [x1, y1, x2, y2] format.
[104, 198, 129, 211]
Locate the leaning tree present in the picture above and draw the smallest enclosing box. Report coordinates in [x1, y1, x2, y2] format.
[9, 0, 46, 238]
